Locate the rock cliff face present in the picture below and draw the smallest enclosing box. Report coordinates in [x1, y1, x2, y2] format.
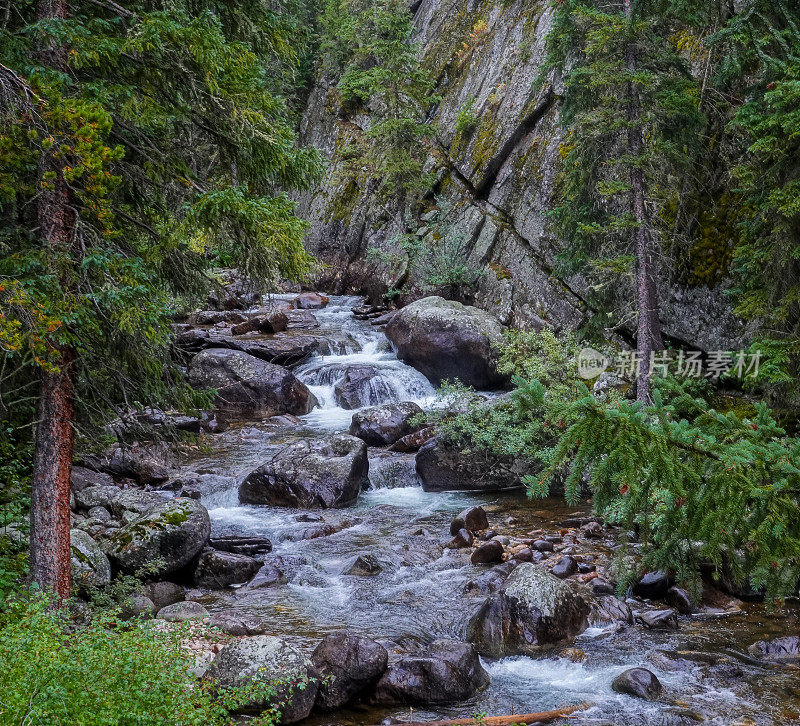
[297, 0, 750, 351]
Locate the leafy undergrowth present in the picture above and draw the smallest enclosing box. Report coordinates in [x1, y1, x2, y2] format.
[0, 596, 281, 726]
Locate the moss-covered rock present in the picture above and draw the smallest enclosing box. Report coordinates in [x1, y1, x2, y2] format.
[106, 498, 211, 578]
[466, 563, 590, 657]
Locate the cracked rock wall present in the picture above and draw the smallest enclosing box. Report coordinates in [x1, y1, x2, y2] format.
[296, 0, 750, 351]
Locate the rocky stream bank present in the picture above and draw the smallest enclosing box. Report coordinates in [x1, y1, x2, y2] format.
[65, 290, 799, 725]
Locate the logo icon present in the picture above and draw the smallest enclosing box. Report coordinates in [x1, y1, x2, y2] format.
[577, 348, 609, 379]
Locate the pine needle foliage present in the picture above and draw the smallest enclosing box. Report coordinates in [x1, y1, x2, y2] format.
[530, 376, 800, 601]
[420, 330, 581, 463]
[432, 330, 800, 601]
[0, 1, 321, 443]
[319, 0, 437, 201]
[709, 2, 800, 393]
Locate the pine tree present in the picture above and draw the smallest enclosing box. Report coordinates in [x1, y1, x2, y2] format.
[545, 0, 705, 401]
[711, 1, 800, 393]
[28, 0, 75, 601]
[0, 1, 321, 599]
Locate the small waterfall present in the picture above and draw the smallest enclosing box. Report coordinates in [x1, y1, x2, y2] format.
[293, 297, 435, 432]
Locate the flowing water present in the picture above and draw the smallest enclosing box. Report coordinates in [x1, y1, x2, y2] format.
[182, 296, 800, 726]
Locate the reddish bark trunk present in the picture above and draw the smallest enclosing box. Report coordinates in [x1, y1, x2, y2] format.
[30, 348, 75, 601]
[624, 0, 662, 403]
[29, 0, 75, 602]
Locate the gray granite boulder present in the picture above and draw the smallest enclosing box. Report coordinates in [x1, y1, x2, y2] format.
[205, 636, 319, 721]
[239, 434, 368, 508]
[467, 563, 590, 657]
[189, 348, 316, 421]
[312, 633, 388, 710]
[372, 639, 489, 705]
[385, 297, 505, 388]
[611, 668, 663, 700]
[349, 401, 423, 446]
[157, 601, 209, 622]
[416, 436, 531, 492]
[193, 549, 261, 589]
[748, 635, 800, 663]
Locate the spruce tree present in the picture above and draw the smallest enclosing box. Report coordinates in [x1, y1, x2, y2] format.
[545, 0, 705, 400]
[0, 1, 321, 598]
[711, 1, 800, 392]
[531, 377, 800, 601]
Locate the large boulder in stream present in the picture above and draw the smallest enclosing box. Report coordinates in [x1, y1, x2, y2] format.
[349, 401, 423, 446]
[206, 636, 319, 721]
[234, 335, 320, 366]
[385, 296, 506, 388]
[312, 633, 388, 710]
[189, 348, 316, 421]
[416, 436, 532, 492]
[466, 563, 590, 658]
[106, 498, 211, 578]
[372, 639, 489, 705]
[239, 434, 368, 508]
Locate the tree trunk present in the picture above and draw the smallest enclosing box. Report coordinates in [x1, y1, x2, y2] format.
[624, 0, 662, 403]
[30, 349, 75, 601]
[29, 0, 76, 603]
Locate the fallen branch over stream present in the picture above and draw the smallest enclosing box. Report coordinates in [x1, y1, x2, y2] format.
[376, 703, 591, 726]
